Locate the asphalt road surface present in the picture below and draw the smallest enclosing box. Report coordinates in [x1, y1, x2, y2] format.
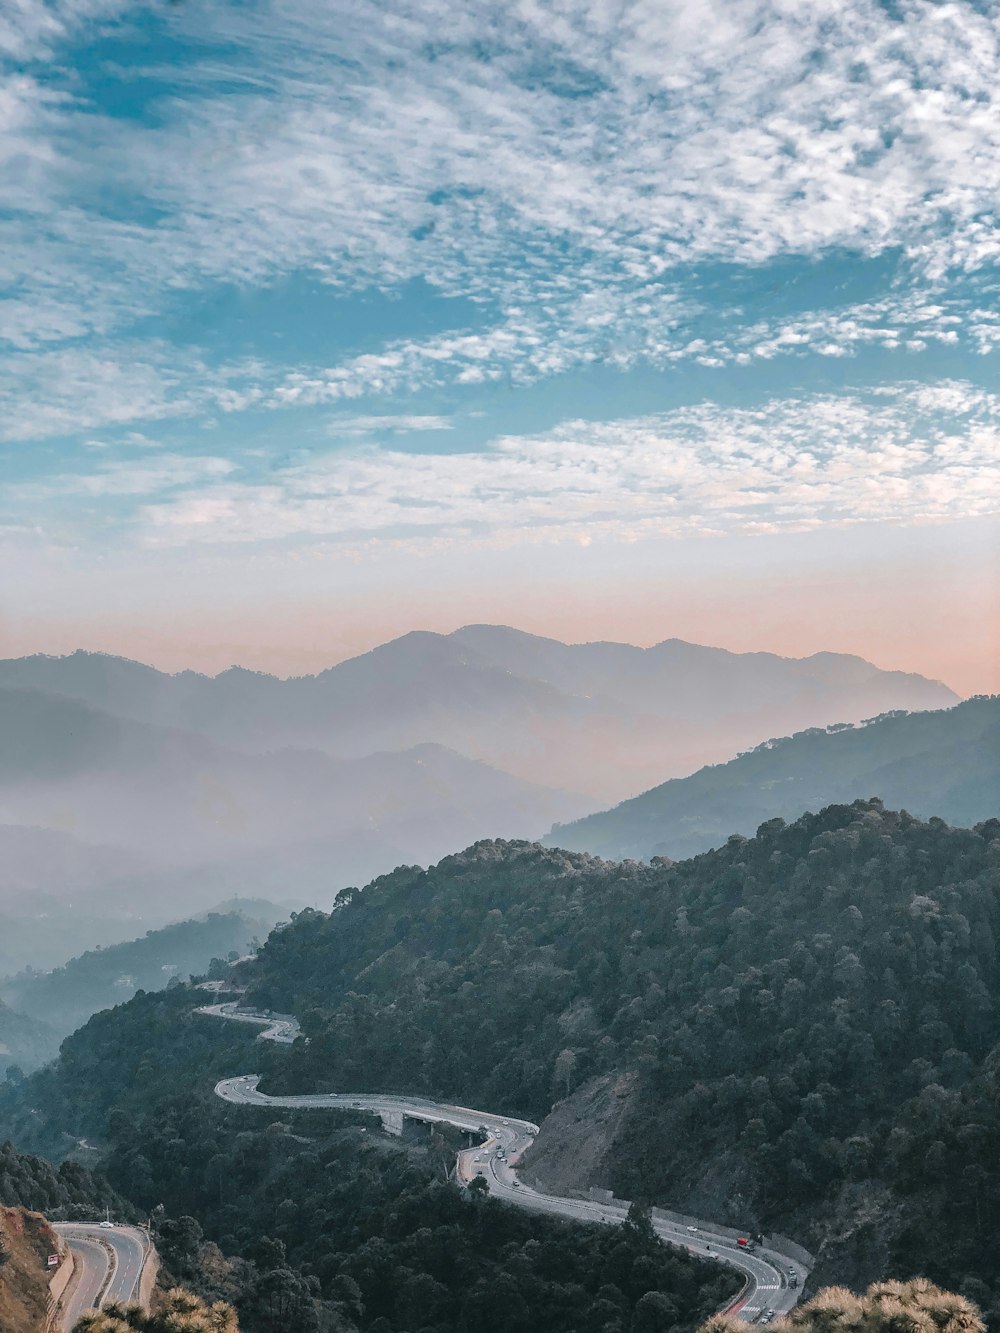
[197, 1000, 297, 1043]
[53, 1223, 150, 1330]
[53, 1231, 108, 1332]
[205, 1006, 807, 1323]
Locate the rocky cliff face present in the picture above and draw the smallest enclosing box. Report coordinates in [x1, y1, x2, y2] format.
[0, 1205, 60, 1332]
[519, 1072, 639, 1197]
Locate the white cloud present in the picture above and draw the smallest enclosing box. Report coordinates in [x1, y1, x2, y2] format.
[2, 0, 999, 390]
[326, 414, 454, 435]
[9, 454, 236, 503]
[136, 382, 1000, 549]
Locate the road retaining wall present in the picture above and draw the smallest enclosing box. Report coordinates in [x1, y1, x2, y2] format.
[138, 1235, 159, 1310]
[45, 1237, 75, 1332]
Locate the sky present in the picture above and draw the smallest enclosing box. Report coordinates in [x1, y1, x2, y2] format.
[1, 0, 998, 694]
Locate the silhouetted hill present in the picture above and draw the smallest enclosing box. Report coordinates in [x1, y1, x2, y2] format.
[0, 685, 585, 878]
[0, 826, 154, 905]
[0, 629, 957, 802]
[546, 696, 1000, 861]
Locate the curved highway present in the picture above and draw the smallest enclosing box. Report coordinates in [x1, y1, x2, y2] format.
[202, 1003, 808, 1323]
[53, 1231, 107, 1332]
[53, 1223, 150, 1330]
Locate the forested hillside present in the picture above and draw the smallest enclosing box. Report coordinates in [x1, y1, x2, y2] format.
[103, 1097, 736, 1333]
[0, 998, 734, 1333]
[547, 696, 1000, 861]
[4, 803, 1000, 1322]
[233, 804, 1000, 1314]
[1, 911, 272, 1043]
[0, 999, 58, 1074]
[0, 1139, 130, 1220]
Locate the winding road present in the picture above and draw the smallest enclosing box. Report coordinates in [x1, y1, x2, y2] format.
[51, 1223, 151, 1330]
[202, 1002, 809, 1324]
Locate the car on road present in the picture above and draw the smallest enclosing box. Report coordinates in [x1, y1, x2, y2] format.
[686, 1225, 698, 1233]
[100, 1221, 114, 1229]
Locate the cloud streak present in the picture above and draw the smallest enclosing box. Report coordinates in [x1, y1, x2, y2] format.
[130, 382, 999, 549]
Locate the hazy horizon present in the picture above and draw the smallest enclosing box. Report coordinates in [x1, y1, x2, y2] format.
[3, 508, 997, 696]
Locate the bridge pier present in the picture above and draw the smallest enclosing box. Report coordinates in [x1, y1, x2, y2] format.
[379, 1110, 405, 1136]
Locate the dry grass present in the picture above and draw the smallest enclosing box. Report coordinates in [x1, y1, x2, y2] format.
[700, 1278, 984, 1333]
[0, 1205, 59, 1333]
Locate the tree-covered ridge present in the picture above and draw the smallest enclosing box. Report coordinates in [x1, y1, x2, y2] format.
[0, 1139, 130, 1220]
[0, 991, 735, 1331]
[0, 997, 58, 1074]
[5, 802, 1000, 1320]
[238, 804, 1000, 1310]
[0, 985, 265, 1159]
[546, 695, 1000, 862]
[0, 912, 269, 1044]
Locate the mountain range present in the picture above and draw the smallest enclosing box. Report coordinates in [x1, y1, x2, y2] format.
[547, 694, 1000, 862]
[1, 626, 956, 802]
[0, 682, 584, 891]
[0, 626, 959, 945]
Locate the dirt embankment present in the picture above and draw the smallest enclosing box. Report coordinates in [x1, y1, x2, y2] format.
[519, 1072, 639, 1196]
[0, 1205, 60, 1332]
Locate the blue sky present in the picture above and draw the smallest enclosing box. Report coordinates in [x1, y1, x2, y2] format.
[1, 0, 998, 688]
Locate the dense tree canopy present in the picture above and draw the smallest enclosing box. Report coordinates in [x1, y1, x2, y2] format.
[101, 1098, 735, 1333]
[0, 1139, 129, 1220]
[238, 803, 1000, 1312]
[4, 801, 1000, 1326]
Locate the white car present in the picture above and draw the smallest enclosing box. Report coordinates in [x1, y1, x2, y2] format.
[100, 1221, 114, 1229]
[686, 1226, 698, 1233]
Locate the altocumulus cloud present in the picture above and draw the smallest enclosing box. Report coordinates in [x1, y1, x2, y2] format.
[3, 0, 1000, 424]
[136, 383, 1000, 549]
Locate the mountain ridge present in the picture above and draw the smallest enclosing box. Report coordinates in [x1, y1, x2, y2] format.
[0, 626, 959, 803]
[544, 694, 1000, 862]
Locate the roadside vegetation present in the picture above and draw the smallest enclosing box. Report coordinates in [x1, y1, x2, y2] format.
[240, 802, 1000, 1313]
[701, 1278, 984, 1333]
[73, 1288, 239, 1332]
